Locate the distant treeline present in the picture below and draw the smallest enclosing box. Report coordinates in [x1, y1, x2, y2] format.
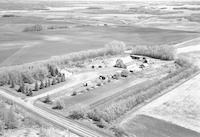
[23, 24, 43, 32]
[1, 14, 20, 18]
[173, 7, 200, 11]
[0, 41, 126, 87]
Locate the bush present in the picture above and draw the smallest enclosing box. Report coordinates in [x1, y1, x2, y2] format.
[71, 91, 77, 96]
[114, 59, 127, 69]
[111, 127, 128, 137]
[94, 119, 107, 128]
[52, 78, 56, 85]
[26, 89, 33, 96]
[69, 108, 86, 120]
[52, 101, 63, 110]
[21, 72, 34, 84]
[105, 40, 126, 55]
[175, 57, 192, 68]
[48, 65, 58, 77]
[87, 109, 101, 122]
[10, 80, 15, 88]
[121, 70, 129, 77]
[43, 95, 52, 104]
[112, 72, 121, 80]
[40, 81, 45, 89]
[96, 82, 102, 87]
[132, 45, 175, 60]
[4, 107, 18, 129]
[17, 82, 25, 93]
[34, 82, 39, 91]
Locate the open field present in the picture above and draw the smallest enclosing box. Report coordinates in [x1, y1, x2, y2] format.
[1, 1, 200, 66]
[1, 1, 200, 137]
[119, 71, 200, 137]
[130, 73, 200, 133]
[118, 40, 200, 137]
[0, 24, 197, 66]
[123, 115, 200, 137]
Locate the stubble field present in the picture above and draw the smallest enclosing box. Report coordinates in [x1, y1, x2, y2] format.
[1, 1, 200, 66]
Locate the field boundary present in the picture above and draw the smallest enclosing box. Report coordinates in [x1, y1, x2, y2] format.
[0, 88, 109, 137]
[90, 79, 154, 109]
[116, 70, 200, 126]
[34, 101, 113, 137]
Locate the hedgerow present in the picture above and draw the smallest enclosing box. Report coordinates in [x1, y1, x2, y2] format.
[0, 41, 125, 88]
[69, 58, 199, 125]
[132, 45, 175, 60]
[92, 63, 198, 123]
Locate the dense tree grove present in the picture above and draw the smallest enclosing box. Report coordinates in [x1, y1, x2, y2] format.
[132, 45, 175, 60]
[0, 43, 126, 97]
[1, 106, 18, 130]
[0, 43, 125, 89]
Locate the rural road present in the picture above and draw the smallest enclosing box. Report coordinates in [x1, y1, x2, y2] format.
[0, 88, 106, 137]
[0, 37, 200, 137]
[0, 71, 108, 137]
[0, 57, 143, 137]
[120, 37, 200, 133]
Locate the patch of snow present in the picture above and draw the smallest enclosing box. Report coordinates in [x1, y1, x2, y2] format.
[43, 36, 66, 41]
[60, 69, 72, 78]
[177, 45, 200, 54]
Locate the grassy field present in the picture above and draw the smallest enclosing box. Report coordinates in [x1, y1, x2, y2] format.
[134, 73, 200, 133]
[1, 1, 200, 137]
[1, 0, 200, 66]
[123, 115, 200, 137]
[0, 24, 199, 66]
[62, 77, 147, 110]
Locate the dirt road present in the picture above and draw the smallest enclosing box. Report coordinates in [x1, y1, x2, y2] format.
[1, 37, 200, 137]
[120, 37, 200, 133]
[0, 89, 106, 137]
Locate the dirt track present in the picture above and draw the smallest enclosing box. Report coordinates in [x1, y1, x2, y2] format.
[121, 37, 200, 134]
[0, 88, 107, 137]
[1, 37, 200, 137]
